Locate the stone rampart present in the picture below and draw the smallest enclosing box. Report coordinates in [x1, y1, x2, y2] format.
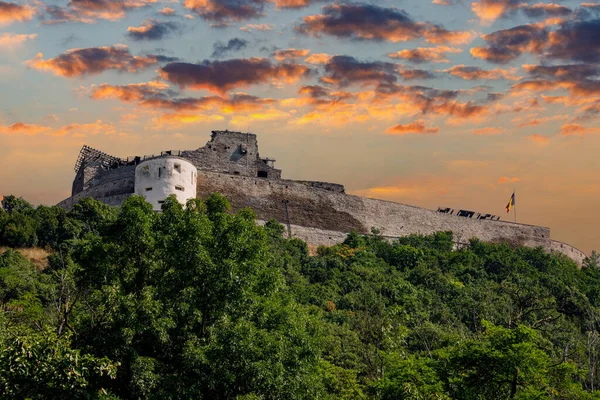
[195, 171, 551, 249]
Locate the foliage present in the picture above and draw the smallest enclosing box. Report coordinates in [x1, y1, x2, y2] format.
[0, 193, 599, 399]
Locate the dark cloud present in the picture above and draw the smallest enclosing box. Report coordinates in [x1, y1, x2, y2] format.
[296, 3, 472, 44]
[183, 0, 268, 22]
[159, 58, 312, 93]
[25, 45, 175, 77]
[470, 24, 548, 63]
[546, 19, 600, 63]
[0, 1, 33, 23]
[320, 56, 434, 87]
[472, 16, 600, 64]
[321, 56, 399, 87]
[212, 38, 249, 58]
[127, 19, 180, 41]
[522, 3, 572, 19]
[375, 83, 487, 119]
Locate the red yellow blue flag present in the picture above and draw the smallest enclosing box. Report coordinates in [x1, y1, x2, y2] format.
[506, 192, 515, 213]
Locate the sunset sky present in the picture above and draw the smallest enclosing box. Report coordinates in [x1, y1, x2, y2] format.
[0, 0, 599, 253]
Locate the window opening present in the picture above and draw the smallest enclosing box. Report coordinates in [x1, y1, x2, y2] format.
[145, 187, 152, 192]
[175, 185, 184, 191]
[257, 171, 268, 178]
[174, 164, 181, 173]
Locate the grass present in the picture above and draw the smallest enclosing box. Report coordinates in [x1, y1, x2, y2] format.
[0, 246, 51, 270]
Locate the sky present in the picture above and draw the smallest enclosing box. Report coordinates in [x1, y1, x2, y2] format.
[0, 0, 599, 254]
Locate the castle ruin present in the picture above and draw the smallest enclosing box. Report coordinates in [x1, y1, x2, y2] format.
[57, 130, 587, 266]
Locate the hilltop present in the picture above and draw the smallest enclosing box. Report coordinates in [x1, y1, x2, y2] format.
[1, 193, 600, 399]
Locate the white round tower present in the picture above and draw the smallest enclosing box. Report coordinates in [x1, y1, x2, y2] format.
[134, 157, 197, 211]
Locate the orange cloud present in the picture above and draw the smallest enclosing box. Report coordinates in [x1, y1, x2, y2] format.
[304, 53, 332, 65]
[444, 64, 520, 80]
[497, 176, 520, 184]
[0, 33, 36, 49]
[25, 45, 171, 77]
[529, 134, 550, 144]
[0, 120, 115, 136]
[388, 46, 462, 63]
[90, 81, 170, 102]
[272, 48, 310, 61]
[472, 0, 522, 25]
[159, 6, 175, 15]
[0, 1, 34, 24]
[560, 123, 586, 136]
[151, 113, 224, 129]
[274, 0, 323, 8]
[472, 127, 505, 135]
[42, 0, 157, 24]
[386, 120, 439, 135]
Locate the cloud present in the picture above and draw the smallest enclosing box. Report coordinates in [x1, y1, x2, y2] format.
[304, 52, 332, 64]
[471, 0, 522, 25]
[560, 123, 586, 136]
[387, 46, 462, 64]
[513, 64, 600, 100]
[90, 81, 172, 101]
[385, 120, 439, 135]
[0, 32, 36, 49]
[297, 3, 473, 44]
[272, 48, 310, 61]
[497, 176, 520, 184]
[40, 0, 157, 24]
[159, 58, 311, 93]
[529, 134, 550, 144]
[211, 38, 248, 58]
[159, 6, 175, 16]
[546, 19, 600, 63]
[0, 120, 116, 136]
[152, 113, 224, 129]
[127, 20, 180, 41]
[183, 0, 268, 22]
[240, 23, 273, 32]
[470, 24, 548, 63]
[522, 3, 572, 19]
[321, 55, 398, 87]
[471, 19, 600, 64]
[25, 45, 174, 77]
[274, 0, 327, 9]
[0, 1, 33, 24]
[444, 64, 520, 80]
[472, 127, 505, 135]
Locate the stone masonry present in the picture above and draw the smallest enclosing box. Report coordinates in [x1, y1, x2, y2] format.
[58, 130, 588, 266]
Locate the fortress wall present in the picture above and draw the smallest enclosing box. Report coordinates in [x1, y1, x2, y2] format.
[195, 171, 551, 249]
[181, 132, 281, 179]
[550, 240, 587, 266]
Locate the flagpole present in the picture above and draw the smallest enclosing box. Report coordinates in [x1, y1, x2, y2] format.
[513, 188, 516, 223]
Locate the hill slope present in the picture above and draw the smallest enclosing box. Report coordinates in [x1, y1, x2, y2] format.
[1, 194, 600, 399]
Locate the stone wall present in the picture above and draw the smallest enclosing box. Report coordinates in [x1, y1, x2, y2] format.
[195, 171, 551, 250]
[550, 240, 588, 266]
[181, 131, 281, 179]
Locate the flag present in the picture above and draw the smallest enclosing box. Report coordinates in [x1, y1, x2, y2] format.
[506, 192, 515, 213]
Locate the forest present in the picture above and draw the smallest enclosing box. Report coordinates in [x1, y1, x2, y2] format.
[1, 193, 600, 399]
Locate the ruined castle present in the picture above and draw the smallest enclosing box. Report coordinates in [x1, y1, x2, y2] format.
[57, 130, 587, 265]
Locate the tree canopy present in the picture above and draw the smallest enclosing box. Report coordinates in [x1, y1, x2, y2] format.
[0, 193, 599, 399]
